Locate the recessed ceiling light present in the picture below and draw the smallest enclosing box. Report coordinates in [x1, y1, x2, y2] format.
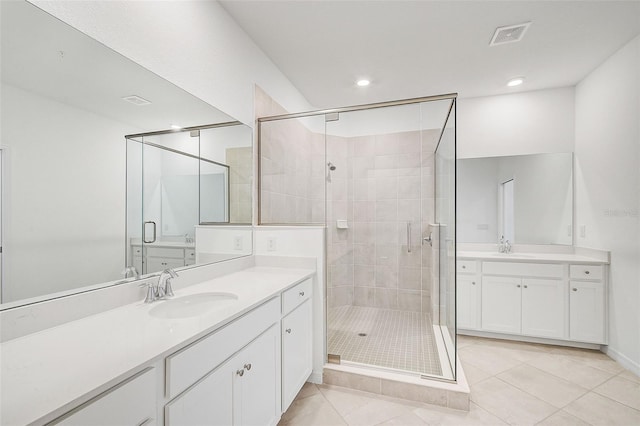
[507, 77, 525, 87]
[356, 79, 370, 87]
[170, 124, 182, 130]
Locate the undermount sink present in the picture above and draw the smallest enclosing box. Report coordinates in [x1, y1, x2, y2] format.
[149, 292, 239, 319]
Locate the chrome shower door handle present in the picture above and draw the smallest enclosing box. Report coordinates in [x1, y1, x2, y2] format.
[143, 221, 157, 243]
[407, 222, 412, 253]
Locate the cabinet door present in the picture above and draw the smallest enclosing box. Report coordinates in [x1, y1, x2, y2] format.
[236, 325, 279, 426]
[521, 278, 566, 339]
[165, 360, 234, 426]
[481, 276, 521, 334]
[570, 281, 605, 343]
[282, 299, 312, 411]
[457, 276, 481, 330]
[146, 257, 184, 272]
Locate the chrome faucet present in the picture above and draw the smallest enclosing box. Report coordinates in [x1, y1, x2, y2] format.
[158, 268, 179, 298]
[498, 236, 512, 254]
[122, 266, 140, 279]
[139, 269, 179, 303]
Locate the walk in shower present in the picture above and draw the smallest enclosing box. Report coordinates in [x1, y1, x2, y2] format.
[258, 95, 457, 381]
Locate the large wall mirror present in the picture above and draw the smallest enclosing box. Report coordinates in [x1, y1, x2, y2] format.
[457, 152, 573, 245]
[0, 1, 253, 307]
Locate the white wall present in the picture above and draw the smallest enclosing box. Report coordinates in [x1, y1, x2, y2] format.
[458, 87, 575, 158]
[30, 0, 312, 126]
[254, 227, 325, 383]
[1, 83, 137, 302]
[575, 35, 640, 373]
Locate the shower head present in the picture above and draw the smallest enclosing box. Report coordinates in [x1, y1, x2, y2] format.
[327, 162, 337, 171]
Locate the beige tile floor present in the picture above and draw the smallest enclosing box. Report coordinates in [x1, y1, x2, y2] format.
[280, 336, 640, 425]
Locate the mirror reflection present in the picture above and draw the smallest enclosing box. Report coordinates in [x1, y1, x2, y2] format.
[457, 152, 573, 245]
[126, 124, 252, 276]
[0, 1, 253, 306]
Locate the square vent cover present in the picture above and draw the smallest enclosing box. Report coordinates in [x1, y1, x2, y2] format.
[490, 22, 531, 46]
[122, 95, 152, 106]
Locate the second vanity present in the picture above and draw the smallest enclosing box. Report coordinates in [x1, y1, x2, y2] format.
[457, 250, 609, 347]
[1, 265, 315, 425]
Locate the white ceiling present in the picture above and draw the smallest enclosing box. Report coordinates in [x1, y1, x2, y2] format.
[220, 0, 640, 108]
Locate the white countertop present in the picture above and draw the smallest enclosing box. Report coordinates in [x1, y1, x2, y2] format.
[0, 266, 314, 425]
[457, 251, 609, 264]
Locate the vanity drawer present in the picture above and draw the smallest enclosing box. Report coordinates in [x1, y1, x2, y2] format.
[147, 247, 184, 259]
[165, 296, 280, 399]
[457, 260, 477, 273]
[570, 264, 603, 280]
[55, 367, 156, 425]
[282, 279, 312, 315]
[483, 262, 563, 279]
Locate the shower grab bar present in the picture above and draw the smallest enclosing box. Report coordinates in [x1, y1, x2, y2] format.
[407, 222, 412, 253]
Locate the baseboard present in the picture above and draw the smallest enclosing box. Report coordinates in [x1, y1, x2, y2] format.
[603, 346, 640, 376]
[308, 370, 323, 384]
[458, 329, 602, 350]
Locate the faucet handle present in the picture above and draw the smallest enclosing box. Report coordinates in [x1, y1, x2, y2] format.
[164, 277, 175, 297]
[139, 282, 156, 303]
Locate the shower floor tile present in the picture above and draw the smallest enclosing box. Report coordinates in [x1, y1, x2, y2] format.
[328, 305, 442, 376]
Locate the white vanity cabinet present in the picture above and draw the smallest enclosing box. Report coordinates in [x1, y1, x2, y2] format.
[132, 245, 195, 274]
[281, 279, 313, 411]
[458, 257, 607, 346]
[570, 265, 606, 343]
[165, 325, 279, 426]
[482, 272, 566, 339]
[456, 261, 481, 330]
[53, 368, 157, 426]
[164, 297, 280, 426]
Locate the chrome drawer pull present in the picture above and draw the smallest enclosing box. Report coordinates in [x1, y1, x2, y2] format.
[244, 363, 252, 371]
[236, 369, 244, 377]
[585, 270, 590, 275]
[285, 328, 292, 334]
[299, 291, 305, 296]
[572, 288, 578, 291]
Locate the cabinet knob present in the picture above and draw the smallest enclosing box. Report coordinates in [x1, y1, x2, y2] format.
[572, 288, 578, 291]
[524, 285, 528, 289]
[585, 270, 590, 275]
[472, 281, 476, 285]
[462, 265, 466, 269]
[299, 291, 305, 297]
[236, 369, 244, 377]
[517, 284, 521, 288]
[285, 328, 292, 334]
[244, 363, 252, 371]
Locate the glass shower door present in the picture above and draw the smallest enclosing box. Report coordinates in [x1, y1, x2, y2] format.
[434, 100, 457, 379]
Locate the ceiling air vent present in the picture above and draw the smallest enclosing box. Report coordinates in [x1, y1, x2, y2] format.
[122, 95, 152, 106]
[490, 22, 531, 46]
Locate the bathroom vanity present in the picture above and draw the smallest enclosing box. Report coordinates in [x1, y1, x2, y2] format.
[0, 266, 314, 425]
[457, 251, 609, 347]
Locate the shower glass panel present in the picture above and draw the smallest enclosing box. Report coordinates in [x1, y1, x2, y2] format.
[434, 101, 457, 378]
[257, 94, 457, 381]
[259, 115, 327, 224]
[141, 132, 200, 275]
[323, 99, 456, 379]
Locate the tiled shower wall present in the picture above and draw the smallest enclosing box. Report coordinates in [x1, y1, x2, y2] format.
[227, 147, 252, 223]
[327, 129, 441, 314]
[257, 87, 325, 224]
[256, 85, 443, 316]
